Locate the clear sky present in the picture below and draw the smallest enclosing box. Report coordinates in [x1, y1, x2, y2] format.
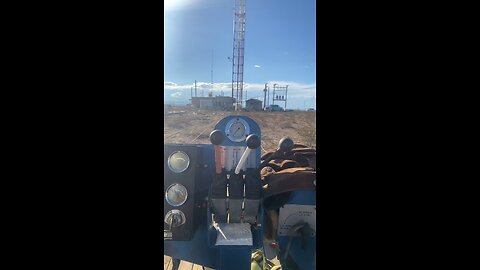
[164, 0, 316, 110]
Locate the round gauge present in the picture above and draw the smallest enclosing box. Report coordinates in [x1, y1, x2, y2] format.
[168, 151, 190, 173]
[165, 183, 188, 207]
[225, 118, 250, 142]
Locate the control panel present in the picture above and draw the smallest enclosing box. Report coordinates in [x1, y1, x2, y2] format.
[163, 115, 317, 270]
[164, 145, 201, 241]
[209, 115, 262, 226]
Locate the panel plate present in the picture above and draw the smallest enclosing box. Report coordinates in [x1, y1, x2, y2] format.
[277, 204, 316, 236]
[215, 223, 253, 246]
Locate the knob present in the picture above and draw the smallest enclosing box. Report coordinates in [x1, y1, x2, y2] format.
[246, 134, 261, 149]
[278, 137, 294, 152]
[258, 137, 295, 170]
[209, 130, 225, 145]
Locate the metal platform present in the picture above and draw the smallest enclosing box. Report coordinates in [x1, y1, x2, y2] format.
[164, 255, 280, 270]
[164, 256, 211, 270]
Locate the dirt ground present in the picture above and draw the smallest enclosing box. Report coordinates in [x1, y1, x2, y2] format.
[164, 106, 316, 152]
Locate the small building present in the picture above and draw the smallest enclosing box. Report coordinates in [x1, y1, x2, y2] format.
[191, 97, 214, 109]
[191, 96, 235, 110]
[246, 99, 262, 111]
[214, 96, 235, 111]
[199, 99, 214, 109]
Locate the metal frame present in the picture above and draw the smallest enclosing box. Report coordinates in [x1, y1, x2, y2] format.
[272, 84, 288, 110]
[231, 0, 246, 111]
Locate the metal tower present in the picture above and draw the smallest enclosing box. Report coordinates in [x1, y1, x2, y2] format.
[272, 84, 288, 110]
[231, 0, 246, 111]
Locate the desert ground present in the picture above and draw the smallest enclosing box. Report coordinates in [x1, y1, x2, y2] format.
[164, 106, 316, 152]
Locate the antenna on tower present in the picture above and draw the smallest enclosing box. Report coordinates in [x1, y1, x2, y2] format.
[210, 49, 214, 97]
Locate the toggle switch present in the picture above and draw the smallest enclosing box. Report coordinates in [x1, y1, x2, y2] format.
[164, 209, 186, 229]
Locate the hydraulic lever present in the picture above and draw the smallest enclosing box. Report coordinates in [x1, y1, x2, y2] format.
[209, 130, 225, 174]
[257, 137, 294, 170]
[235, 134, 260, 174]
[209, 130, 228, 223]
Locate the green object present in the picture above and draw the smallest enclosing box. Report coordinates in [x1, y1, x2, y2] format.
[251, 249, 279, 270]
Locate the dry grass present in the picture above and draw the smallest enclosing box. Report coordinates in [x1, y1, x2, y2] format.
[164, 106, 316, 151]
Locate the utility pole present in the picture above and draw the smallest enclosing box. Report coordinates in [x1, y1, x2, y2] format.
[285, 85, 288, 110]
[267, 84, 269, 107]
[272, 84, 277, 105]
[263, 83, 267, 110]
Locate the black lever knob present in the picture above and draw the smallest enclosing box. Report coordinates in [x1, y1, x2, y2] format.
[246, 134, 261, 149]
[278, 137, 294, 152]
[209, 130, 225, 145]
[258, 137, 295, 170]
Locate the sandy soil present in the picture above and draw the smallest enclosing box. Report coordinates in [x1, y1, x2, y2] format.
[164, 106, 316, 152]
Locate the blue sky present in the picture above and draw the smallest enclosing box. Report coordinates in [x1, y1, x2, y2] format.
[164, 0, 316, 109]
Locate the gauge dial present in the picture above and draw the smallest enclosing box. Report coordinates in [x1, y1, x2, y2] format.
[225, 118, 250, 142]
[165, 183, 188, 207]
[168, 151, 190, 173]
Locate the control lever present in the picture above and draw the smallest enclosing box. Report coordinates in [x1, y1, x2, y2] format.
[167, 216, 173, 231]
[235, 134, 261, 174]
[258, 137, 294, 170]
[209, 130, 225, 174]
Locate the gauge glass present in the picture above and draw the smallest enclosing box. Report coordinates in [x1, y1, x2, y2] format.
[165, 183, 188, 207]
[168, 151, 190, 173]
[226, 118, 249, 142]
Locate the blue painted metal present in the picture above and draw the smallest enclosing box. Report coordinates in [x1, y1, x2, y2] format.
[164, 144, 218, 268]
[213, 115, 261, 165]
[277, 190, 316, 270]
[287, 190, 316, 205]
[211, 115, 263, 269]
[164, 116, 265, 270]
[164, 222, 218, 268]
[164, 115, 317, 269]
